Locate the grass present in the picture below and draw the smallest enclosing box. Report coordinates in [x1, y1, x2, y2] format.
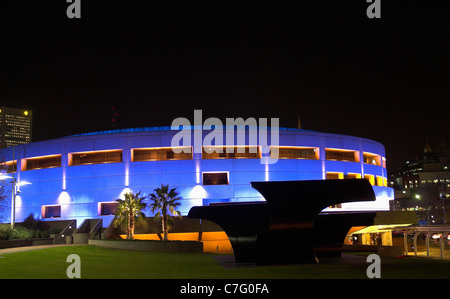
[1, 245, 450, 279]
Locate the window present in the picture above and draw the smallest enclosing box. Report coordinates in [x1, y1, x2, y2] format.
[274, 146, 319, 160]
[346, 173, 362, 179]
[325, 149, 359, 162]
[0, 161, 16, 173]
[23, 155, 61, 171]
[132, 147, 192, 162]
[43, 205, 61, 218]
[99, 202, 119, 216]
[376, 176, 384, 186]
[203, 172, 229, 185]
[326, 172, 344, 179]
[202, 146, 260, 159]
[328, 204, 342, 209]
[363, 153, 381, 166]
[70, 150, 122, 166]
[364, 174, 375, 186]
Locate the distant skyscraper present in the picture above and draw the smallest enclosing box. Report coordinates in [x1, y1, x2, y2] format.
[0, 107, 32, 148]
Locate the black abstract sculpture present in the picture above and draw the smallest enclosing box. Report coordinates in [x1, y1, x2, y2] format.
[188, 179, 376, 265]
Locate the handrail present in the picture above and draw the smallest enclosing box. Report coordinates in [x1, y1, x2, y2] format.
[89, 219, 103, 239]
[60, 219, 77, 236]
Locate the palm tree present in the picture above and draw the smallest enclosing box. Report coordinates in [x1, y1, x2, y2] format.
[113, 191, 147, 240]
[148, 184, 182, 241]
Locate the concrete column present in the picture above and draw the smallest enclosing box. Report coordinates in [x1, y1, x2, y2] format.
[404, 230, 409, 255]
[320, 147, 326, 180]
[359, 150, 364, 177]
[122, 148, 131, 163]
[413, 231, 420, 256]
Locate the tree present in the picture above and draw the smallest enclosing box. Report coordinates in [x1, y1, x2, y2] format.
[113, 191, 147, 240]
[0, 180, 8, 222]
[148, 184, 182, 241]
[22, 213, 49, 237]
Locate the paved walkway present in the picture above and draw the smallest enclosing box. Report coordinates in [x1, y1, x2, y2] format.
[0, 244, 84, 255]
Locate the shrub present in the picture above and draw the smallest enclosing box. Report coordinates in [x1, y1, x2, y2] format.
[0, 224, 13, 240]
[0, 214, 55, 241]
[0, 224, 32, 240]
[10, 226, 32, 240]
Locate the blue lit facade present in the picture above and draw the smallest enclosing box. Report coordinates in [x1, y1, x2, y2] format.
[0, 127, 394, 227]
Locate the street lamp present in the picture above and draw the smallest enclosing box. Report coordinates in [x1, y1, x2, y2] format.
[0, 174, 31, 229]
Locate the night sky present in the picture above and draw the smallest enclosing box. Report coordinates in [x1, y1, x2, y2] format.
[1, 1, 449, 170]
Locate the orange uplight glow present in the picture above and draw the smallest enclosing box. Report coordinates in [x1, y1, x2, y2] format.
[347, 173, 362, 179]
[120, 231, 233, 253]
[22, 154, 62, 171]
[68, 149, 123, 166]
[326, 172, 344, 179]
[364, 174, 375, 186]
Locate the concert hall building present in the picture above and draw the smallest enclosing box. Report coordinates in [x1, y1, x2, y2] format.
[0, 126, 393, 229]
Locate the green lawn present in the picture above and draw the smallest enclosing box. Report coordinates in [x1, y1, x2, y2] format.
[1, 245, 450, 279]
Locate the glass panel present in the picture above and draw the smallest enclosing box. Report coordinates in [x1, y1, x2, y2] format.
[326, 172, 343, 179]
[203, 172, 229, 185]
[133, 147, 192, 162]
[71, 150, 122, 166]
[100, 202, 119, 215]
[25, 156, 61, 171]
[275, 147, 318, 159]
[0, 161, 17, 173]
[363, 153, 381, 166]
[202, 146, 259, 159]
[325, 149, 357, 162]
[44, 206, 61, 218]
[346, 173, 362, 179]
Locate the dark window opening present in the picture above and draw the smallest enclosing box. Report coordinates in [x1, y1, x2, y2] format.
[203, 172, 229, 185]
[44, 206, 61, 218]
[100, 202, 119, 216]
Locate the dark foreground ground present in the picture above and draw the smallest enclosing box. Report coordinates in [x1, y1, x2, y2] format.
[0, 244, 449, 279]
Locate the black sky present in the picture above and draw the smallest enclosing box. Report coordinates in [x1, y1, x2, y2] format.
[1, 1, 449, 170]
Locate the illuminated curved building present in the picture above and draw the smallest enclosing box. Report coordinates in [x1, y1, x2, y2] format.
[0, 126, 393, 227]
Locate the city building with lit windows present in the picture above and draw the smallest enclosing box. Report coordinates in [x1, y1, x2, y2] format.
[0, 107, 32, 149]
[0, 126, 393, 229]
[388, 141, 450, 224]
